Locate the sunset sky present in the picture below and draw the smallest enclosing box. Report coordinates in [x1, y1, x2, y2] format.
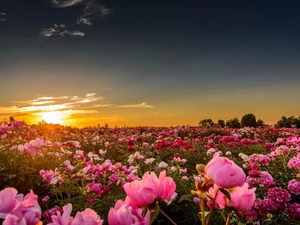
[1, 0, 300, 127]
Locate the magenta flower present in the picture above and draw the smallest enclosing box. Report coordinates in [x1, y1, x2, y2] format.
[108, 200, 151, 225]
[43, 206, 62, 223]
[267, 187, 291, 210]
[288, 157, 300, 170]
[205, 153, 246, 188]
[288, 203, 300, 222]
[42, 196, 50, 203]
[288, 179, 300, 195]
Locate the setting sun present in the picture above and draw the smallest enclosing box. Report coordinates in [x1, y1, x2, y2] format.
[40, 111, 64, 125]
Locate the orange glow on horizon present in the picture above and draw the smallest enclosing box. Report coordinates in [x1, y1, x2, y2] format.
[40, 111, 65, 125]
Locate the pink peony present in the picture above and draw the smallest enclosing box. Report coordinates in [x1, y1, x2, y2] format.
[3, 214, 27, 225]
[207, 184, 226, 210]
[48, 203, 73, 225]
[0, 188, 23, 219]
[288, 179, 300, 195]
[108, 200, 151, 225]
[230, 183, 256, 212]
[12, 191, 42, 225]
[205, 153, 246, 188]
[72, 208, 103, 225]
[24, 138, 46, 156]
[124, 171, 176, 207]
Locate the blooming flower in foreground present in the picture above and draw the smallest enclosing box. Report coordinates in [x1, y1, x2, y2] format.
[108, 199, 151, 225]
[205, 153, 246, 188]
[72, 208, 103, 225]
[230, 183, 256, 212]
[3, 214, 27, 225]
[12, 191, 42, 225]
[48, 203, 103, 225]
[0, 189, 42, 225]
[0, 188, 23, 218]
[124, 170, 176, 207]
[43, 206, 62, 223]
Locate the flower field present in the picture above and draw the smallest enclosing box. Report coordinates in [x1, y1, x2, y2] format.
[0, 121, 300, 225]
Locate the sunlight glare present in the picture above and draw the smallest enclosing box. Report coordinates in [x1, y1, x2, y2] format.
[41, 111, 64, 125]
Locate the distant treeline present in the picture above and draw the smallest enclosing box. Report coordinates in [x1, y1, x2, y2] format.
[199, 114, 300, 128]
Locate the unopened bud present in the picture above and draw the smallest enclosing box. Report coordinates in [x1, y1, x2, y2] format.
[196, 164, 205, 173]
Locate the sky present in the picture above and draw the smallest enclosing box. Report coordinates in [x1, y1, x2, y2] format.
[1, 0, 300, 127]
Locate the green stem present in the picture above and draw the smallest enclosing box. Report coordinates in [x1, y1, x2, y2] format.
[157, 205, 177, 225]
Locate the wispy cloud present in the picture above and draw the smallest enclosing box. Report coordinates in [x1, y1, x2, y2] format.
[50, 0, 84, 8]
[117, 102, 155, 108]
[42, 0, 111, 39]
[0, 93, 108, 118]
[40, 24, 84, 38]
[0, 12, 6, 22]
[76, 0, 112, 26]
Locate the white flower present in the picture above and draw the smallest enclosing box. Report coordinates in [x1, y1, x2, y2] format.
[144, 158, 155, 164]
[157, 161, 168, 169]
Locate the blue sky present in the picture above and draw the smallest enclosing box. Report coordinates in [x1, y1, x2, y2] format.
[1, 0, 300, 127]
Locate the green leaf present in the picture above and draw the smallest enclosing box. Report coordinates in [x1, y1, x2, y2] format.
[178, 193, 196, 203]
[219, 188, 231, 201]
[221, 208, 227, 222]
[150, 205, 160, 224]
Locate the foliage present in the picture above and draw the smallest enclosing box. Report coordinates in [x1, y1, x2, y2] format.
[199, 119, 215, 128]
[276, 116, 300, 128]
[241, 113, 257, 128]
[226, 118, 241, 128]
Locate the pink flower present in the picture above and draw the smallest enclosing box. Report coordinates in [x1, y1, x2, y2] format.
[124, 171, 176, 207]
[123, 180, 155, 206]
[230, 183, 256, 212]
[0, 188, 23, 219]
[12, 191, 42, 225]
[72, 208, 103, 225]
[108, 200, 151, 225]
[3, 214, 27, 225]
[288, 203, 300, 222]
[24, 138, 46, 156]
[288, 179, 300, 195]
[42, 196, 50, 203]
[48, 203, 73, 225]
[207, 184, 226, 210]
[205, 153, 246, 188]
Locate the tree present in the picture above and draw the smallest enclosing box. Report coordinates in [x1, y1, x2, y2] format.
[226, 118, 241, 128]
[198, 119, 214, 128]
[276, 116, 300, 128]
[256, 119, 265, 127]
[241, 113, 257, 128]
[217, 119, 225, 128]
